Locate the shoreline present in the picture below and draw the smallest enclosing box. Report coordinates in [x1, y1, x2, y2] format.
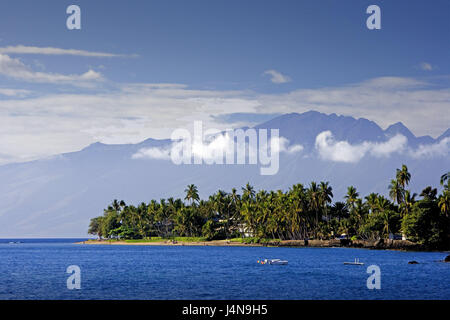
[76, 239, 449, 252]
[75, 239, 263, 247]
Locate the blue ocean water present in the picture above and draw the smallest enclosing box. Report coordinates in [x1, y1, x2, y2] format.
[0, 239, 448, 300]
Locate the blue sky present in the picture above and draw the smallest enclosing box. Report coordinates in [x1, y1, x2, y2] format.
[1, 0, 449, 89]
[0, 0, 449, 163]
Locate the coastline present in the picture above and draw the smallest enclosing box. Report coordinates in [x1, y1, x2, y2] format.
[75, 239, 448, 252]
[76, 239, 263, 247]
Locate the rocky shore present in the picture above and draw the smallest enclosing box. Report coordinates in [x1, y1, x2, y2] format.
[77, 238, 448, 251]
[275, 239, 432, 251]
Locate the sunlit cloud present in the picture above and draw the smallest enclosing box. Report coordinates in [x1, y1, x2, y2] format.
[314, 131, 408, 163]
[0, 87, 32, 97]
[409, 137, 450, 158]
[0, 45, 137, 58]
[263, 69, 291, 84]
[419, 62, 433, 71]
[0, 54, 103, 85]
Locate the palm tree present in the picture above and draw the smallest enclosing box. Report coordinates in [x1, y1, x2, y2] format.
[365, 193, 379, 214]
[242, 182, 255, 200]
[420, 186, 438, 200]
[345, 186, 359, 211]
[440, 172, 450, 189]
[288, 184, 307, 239]
[319, 181, 333, 223]
[388, 179, 404, 205]
[230, 188, 240, 205]
[376, 196, 392, 238]
[228, 188, 241, 235]
[438, 191, 449, 217]
[351, 198, 367, 233]
[396, 164, 411, 189]
[307, 182, 321, 232]
[184, 184, 200, 206]
[331, 202, 348, 222]
[381, 210, 392, 239]
[400, 190, 416, 217]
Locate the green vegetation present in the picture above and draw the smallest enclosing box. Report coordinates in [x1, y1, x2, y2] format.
[88, 165, 450, 249]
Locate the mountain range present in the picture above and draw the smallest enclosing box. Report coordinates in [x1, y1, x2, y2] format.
[0, 111, 448, 237]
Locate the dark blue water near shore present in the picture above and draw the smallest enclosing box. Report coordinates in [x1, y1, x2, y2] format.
[0, 239, 448, 300]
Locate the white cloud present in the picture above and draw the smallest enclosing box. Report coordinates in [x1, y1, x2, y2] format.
[315, 131, 370, 163]
[0, 45, 136, 58]
[0, 54, 103, 85]
[132, 146, 171, 160]
[360, 76, 427, 89]
[0, 88, 31, 97]
[277, 137, 304, 154]
[263, 70, 291, 84]
[409, 137, 450, 158]
[419, 62, 433, 71]
[371, 134, 408, 157]
[314, 131, 407, 163]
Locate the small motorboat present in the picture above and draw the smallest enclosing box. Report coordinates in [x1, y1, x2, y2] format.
[344, 258, 364, 265]
[258, 259, 288, 265]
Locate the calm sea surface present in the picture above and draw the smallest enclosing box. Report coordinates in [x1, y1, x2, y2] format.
[0, 239, 448, 300]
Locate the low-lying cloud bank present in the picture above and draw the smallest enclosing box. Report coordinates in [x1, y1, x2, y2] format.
[315, 131, 450, 163]
[409, 137, 450, 158]
[132, 130, 449, 165]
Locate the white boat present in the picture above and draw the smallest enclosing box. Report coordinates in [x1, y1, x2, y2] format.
[344, 258, 364, 265]
[259, 258, 288, 265]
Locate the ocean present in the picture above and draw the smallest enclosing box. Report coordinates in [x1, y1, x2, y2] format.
[0, 238, 448, 300]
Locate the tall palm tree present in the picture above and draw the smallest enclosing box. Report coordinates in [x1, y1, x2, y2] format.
[319, 181, 333, 223]
[396, 164, 411, 189]
[288, 184, 307, 239]
[228, 188, 241, 234]
[307, 182, 321, 231]
[184, 184, 200, 206]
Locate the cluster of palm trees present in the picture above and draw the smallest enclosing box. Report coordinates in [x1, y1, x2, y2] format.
[88, 166, 449, 248]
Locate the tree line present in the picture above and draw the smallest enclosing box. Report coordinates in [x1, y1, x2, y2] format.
[88, 166, 450, 249]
